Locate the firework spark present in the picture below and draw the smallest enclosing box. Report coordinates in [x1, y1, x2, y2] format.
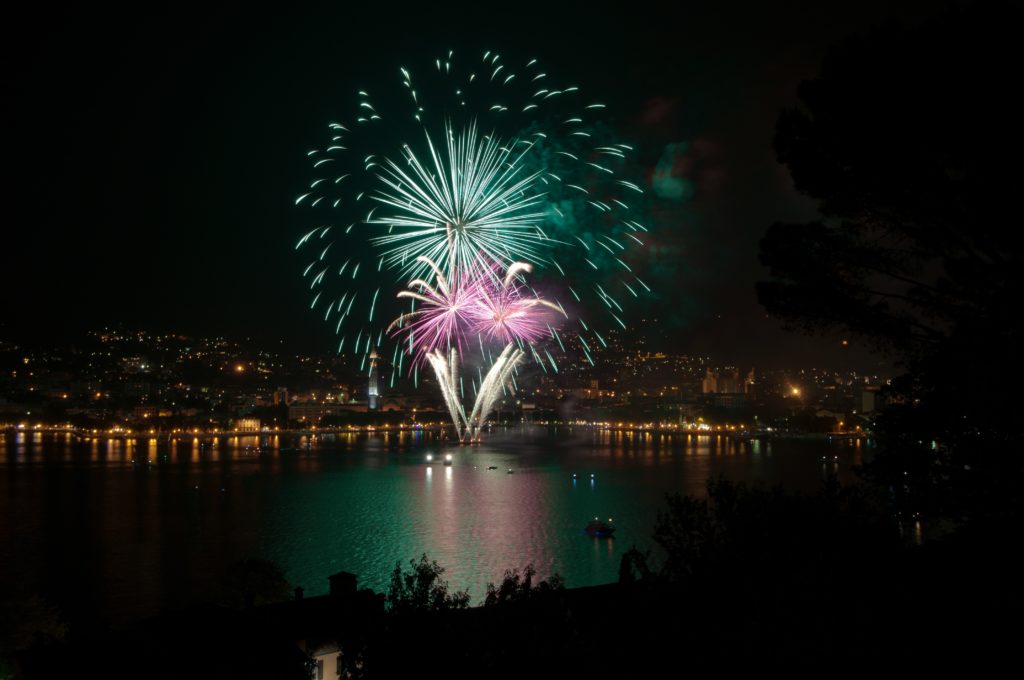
[425, 347, 468, 438]
[370, 123, 553, 282]
[464, 343, 524, 442]
[388, 255, 484, 363]
[468, 261, 561, 345]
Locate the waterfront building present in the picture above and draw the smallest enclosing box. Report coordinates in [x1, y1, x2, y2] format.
[368, 351, 379, 411]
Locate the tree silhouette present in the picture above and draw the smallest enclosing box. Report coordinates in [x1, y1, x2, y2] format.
[0, 592, 67, 679]
[483, 564, 564, 606]
[221, 558, 291, 609]
[758, 3, 1024, 522]
[384, 553, 470, 614]
[651, 477, 895, 583]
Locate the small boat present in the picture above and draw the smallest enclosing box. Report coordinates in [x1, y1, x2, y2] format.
[443, 454, 453, 466]
[506, 468, 515, 474]
[585, 517, 615, 538]
[487, 465, 498, 470]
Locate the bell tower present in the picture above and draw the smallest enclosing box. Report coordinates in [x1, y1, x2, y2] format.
[368, 350, 379, 411]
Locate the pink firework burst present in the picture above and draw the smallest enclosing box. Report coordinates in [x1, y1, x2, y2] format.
[468, 262, 558, 344]
[389, 256, 486, 362]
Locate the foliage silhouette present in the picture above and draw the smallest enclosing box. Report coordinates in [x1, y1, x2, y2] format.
[222, 558, 291, 609]
[652, 477, 896, 583]
[758, 2, 1024, 523]
[385, 553, 470, 614]
[483, 564, 564, 606]
[617, 546, 654, 584]
[0, 592, 67, 680]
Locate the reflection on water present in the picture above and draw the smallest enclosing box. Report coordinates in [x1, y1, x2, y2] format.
[0, 427, 868, 625]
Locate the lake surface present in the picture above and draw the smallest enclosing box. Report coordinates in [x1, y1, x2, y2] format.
[0, 427, 868, 625]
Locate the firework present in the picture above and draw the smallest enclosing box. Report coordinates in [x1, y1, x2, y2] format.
[298, 51, 647, 366]
[464, 343, 524, 442]
[389, 257, 555, 439]
[370, 123, 551, 282]
[388, 255, 485, 363]
[425, 347, 468, 438]
[467, 261, 561, 345]
[297, 50, 650, 438]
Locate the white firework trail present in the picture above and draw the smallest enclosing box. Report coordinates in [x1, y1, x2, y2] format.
[464, 343, 524, 442]
[426, 347, 468, 439]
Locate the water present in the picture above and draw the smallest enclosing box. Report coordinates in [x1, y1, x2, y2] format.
[0, 426, 867, 625]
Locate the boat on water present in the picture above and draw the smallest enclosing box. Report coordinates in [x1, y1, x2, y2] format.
[487, 465, 498, 470]
[585, 517, 615, 538]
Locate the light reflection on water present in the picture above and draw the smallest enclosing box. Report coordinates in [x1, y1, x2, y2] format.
[0, 427, 867, 625]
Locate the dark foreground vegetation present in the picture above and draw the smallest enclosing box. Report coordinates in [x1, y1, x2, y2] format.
[7, 474, 1022, 677]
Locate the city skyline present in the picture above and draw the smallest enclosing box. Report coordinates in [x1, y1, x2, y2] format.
[1, 324, 889, 437]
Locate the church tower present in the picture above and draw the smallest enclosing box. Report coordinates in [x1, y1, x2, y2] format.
[368, 350, 379, 411]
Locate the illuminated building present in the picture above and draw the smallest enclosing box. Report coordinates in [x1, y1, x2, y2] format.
[701, 368, 718, 394]
[235, 417, 261, 432]
[367, 350, 379, 411]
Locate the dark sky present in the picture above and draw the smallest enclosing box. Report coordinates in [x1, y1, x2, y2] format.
[5, 0, 950, 367]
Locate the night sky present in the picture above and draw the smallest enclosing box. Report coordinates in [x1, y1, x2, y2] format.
[6, 1, 947, 367]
